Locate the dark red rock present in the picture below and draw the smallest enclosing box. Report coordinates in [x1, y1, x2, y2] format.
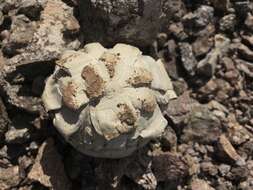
[152, 151, 188, 182]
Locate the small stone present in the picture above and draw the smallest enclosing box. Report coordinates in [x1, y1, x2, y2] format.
[162, 0, 186, 21]
[235, 59, 253, 78]
[164, 91, 199, 125]
[18, 155, 33, 171]
[160, 126, 177, 151]
[218, 164, 231, 176]
[221, 57, 236, 71]
[183, 6, 214, 36]
[0, 98, 9, 143]
[245, 13, 253, 31]
[18, 155, 33, 179]
[215, 79, 232, 101]
[0, 145, 8, 159]
[192, 37, 214, 58]
[172, 79, 188, 96]
[165, 92, 199, 125]
[5, 127, 30, 144]
[163, 39, 181, 80]
[28, 138, 70, 189]
[182, 5, 215, 37]
[184, 154, 200, 176]
[190, 179, 215, 190]
[241, 34, 253, 47]
[217, 134, 244, 164]
[152, 151, 188, 182]
[197, 78, 232, 102]
[238, 181, 251, 190]
[197, 34, 230, 78]
[198, 79, 218, 96]
[201, 162, 218, 176]
[0, 52, 5, 70]
[168, 22, 188, 40]
[2, 15, 36, 57]
[234, 1, 250, 18]
[219, 14, 237, 32]
[179, 42, 198, 76]
[156, 33, 168, 49]
[210, 0, 231, 12]
[224, 70, 239, 81]
[19, 186, 33, 190]
[126, 155, 157, 190]
[239, 140, 253, 157]
[227, 166, 249, 183]
[194, 143, 207, 155]
[5, 0, 80, 68]
[237, 43, 253, 62]
[208, 100, 229, 115]
[0, 11, 3, 25]
[0, 144, 27, 161]
[28, 141, 39, 151]
[181, 106, 222, 144]
[0, 166, 21, 189]
[96, 157, 130, 189]
[18, 0, 43, 21]
[217, 179, 234, 190]
[226, 118, 252, 146]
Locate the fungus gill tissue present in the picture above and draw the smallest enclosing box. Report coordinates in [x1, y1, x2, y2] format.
[42, 43, 176, 158]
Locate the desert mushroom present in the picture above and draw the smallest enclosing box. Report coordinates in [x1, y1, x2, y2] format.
[42, 43, 176, 158]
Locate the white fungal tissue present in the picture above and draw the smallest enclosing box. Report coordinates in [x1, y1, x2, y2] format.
[42, 43, 176, 158]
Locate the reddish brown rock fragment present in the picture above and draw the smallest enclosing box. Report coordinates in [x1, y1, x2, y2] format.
[0, 166, 21, 190]
[28, 138, 70, 190]
[217, 134, 243, 163]
[190, 179, 215, 190]
[152, 151, 189, 182]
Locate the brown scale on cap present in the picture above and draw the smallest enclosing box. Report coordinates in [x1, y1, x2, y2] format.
[117, 103, 137, 126]
[62, 81, 79, 110]
[99, 52, 120, 78]
[56, 54, 79, 71]
[127, 68, 153, 87]
[141, 97, 156, 113]
[81, 65, 105, 98]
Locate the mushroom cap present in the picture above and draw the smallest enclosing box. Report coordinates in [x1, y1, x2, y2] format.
[42, 43, 176, 158]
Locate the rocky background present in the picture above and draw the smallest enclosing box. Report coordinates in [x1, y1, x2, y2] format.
[0, 0, 253, 189]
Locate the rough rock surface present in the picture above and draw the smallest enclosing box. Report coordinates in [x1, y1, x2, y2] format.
[190, 179, 215, 190]
[28, 138, 70, 190]
[3, 0, 80, 71]
[79, 0, 186, 47]
[0, 166, 21, 189]
[0, 98, 9, 142]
